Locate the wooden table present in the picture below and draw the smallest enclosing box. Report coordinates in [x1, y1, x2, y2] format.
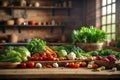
[0, 68, 120, 79]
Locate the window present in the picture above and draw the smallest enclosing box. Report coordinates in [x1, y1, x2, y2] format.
[101, 0, 116, 42]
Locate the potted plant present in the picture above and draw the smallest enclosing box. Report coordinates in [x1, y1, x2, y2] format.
[72, 26, 106, 52]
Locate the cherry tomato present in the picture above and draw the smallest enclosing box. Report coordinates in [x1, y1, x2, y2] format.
[26, 61, 35, 68]
[48, 55, 54, 61]
[53, 57, 59, 61]
[74, 63, 80, 68]
[92, 64, 98, 69]
[35, 57, 39, 61]
[42, 55, 47, 60]
[39, 57, 43, 61]
[81, 62, 87, 67]
[30, 57, 35, 61]
[69, 62, 75, 68]
[20, 63, 26, 68]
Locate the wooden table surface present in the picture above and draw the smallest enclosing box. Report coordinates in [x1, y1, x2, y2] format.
[0, 68, 120, 79]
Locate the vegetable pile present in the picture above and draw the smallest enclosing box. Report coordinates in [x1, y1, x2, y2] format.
[0, 46, 31, 62]
[27, 38, 47, 54]
[0, 38, 120, 70]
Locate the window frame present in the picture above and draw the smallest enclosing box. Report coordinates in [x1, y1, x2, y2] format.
[100, 0, 116, 42]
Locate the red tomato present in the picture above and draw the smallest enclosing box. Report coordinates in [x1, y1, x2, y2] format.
[35, 57, 39, 61]
[81, 62, 87, 67]
[26, 61, 35, 68]
[39, 57, 43, 61]
[69, 62, 75, 68]
[48, 55, 54, 61]
[92, 64, 98, 69]
[20, 63, 26, 68]
[42, 55, 47, 60]
[30, 57, 35, 61]
[53, 57, 59, 61]
[74, 63, 80, 68]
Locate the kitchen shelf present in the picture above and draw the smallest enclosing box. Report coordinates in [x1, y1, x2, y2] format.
[0, 25, 65, 33]
[0, 6, 72, 9]
[0, 6, 72, 16]
[0, 43, 28, 46]
[0, 42, 72, 46]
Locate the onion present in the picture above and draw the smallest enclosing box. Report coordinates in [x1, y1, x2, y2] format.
[35, 63, 42, 68]
[65, 62, 69, 67]
[53, 63, 59, 68]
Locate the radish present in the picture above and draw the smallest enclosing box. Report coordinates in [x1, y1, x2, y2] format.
[107, 55, 117, 62]
[102, 58, 110, 62]
[96, 56, 103, 60]
[65, 62, 69, 67]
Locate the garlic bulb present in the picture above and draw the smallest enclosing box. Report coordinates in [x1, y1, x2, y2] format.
[53, 63, 59, 68]
[35, 63, 42, 68]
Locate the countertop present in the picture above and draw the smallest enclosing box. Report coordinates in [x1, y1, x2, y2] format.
[0, 68, 120, 79]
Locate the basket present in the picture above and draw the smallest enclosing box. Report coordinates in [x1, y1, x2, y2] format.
[95, 60, 116, 69]
[0, 62, 20, 69]
[76, 43, 104, 52]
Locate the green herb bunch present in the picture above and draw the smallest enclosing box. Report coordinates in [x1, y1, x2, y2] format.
[27, 38, 47, 54]
[72, 26, 106, 44]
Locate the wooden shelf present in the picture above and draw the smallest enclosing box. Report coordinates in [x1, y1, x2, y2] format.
[0, 6, 72, 16]
[0, 42, 73, 46]
[0, 25, 65, 33]
[0, 25, 64, 27]
[0, 43, 28, 46]
[0, 6, 72, 9]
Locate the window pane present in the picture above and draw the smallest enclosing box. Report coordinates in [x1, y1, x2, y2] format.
[107, 25, 111, 33]
[102, 16, 106, 25]
[112, 24, 116, 32]
[107, 34, 111, 41]
[102, 0, 106, 6]
[107, 15, 111, 24]
[112, 4, 116, 13]
[112, 0, 116, 2]
[112, 34, 116, 40]
[107, 0, 112, 4]
[112, 14, 115, 23]
[102, 26, 106, 32]
[107, 5, 111, 14]
[102, 7, 106, 15]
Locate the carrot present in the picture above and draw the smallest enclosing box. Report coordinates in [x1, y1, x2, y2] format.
[46, 50, 52, 55]
[45, 46, 56, 54]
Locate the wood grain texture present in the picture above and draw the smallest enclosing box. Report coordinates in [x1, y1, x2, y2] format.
[0, 68, 120, 79]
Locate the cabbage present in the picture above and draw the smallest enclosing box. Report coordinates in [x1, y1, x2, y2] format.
[67, 52, 76, 60]
[0, 46, 31, 62]
[57, 50, 67, 57]
[14, 46, 31, 57]
[14, 46, 31, 62]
